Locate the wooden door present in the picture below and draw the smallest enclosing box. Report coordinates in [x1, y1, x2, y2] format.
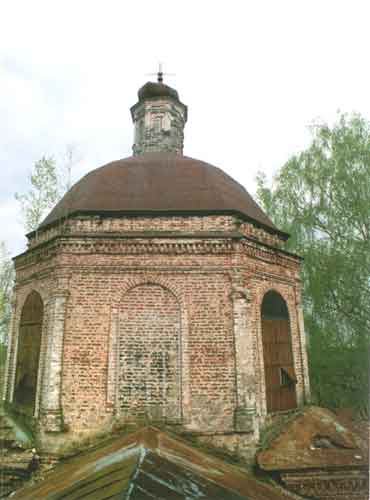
[14, 292, 43, 412]
[262, 318, 297, 412]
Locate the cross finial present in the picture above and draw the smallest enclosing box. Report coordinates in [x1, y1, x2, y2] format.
[146, 62, 175, 84]
[157, 62, 163, 83]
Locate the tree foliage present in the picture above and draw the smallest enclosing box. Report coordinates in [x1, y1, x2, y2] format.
[257, 113, 370, 413]
[0, 242, 15, 345]
[15, 146, 80, 233]
[15, 156, 61, 233]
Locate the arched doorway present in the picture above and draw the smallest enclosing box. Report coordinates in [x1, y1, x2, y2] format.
[261, 290, 297, 412]
[14, 291, 43, 413]
[119, 284, 181, 422]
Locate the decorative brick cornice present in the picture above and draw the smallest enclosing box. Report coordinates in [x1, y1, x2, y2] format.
[14, 234, 300, 272]
[15, 238, 234, 269]
[15, 240, 58, 269]
[60, 238, 234, 255]
[240, 240, 299, 268]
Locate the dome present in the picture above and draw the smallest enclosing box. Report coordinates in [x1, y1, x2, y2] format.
[138, 81, 179, 102]
[39, 152, 280, 234]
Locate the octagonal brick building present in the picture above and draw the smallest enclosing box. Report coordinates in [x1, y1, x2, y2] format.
[3, 77, 310, 454]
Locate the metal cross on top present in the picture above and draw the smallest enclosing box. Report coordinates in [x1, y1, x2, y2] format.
[147, 62, 175, 83]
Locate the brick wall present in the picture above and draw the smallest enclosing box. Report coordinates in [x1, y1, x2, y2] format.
[60, 268, 236, 433]
[6, 214, 309, 451]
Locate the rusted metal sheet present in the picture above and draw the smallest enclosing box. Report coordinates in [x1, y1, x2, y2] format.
[258, 406, 369, 471]
[39, 152, 281, 235]
[258, 407, 369, 499]
[262, 319, 297, 412]
[13, 427, 297, 499]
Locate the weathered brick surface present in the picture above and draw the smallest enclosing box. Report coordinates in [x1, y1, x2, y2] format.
[118, 284, 181, 420]
[4, 214, 310, 452]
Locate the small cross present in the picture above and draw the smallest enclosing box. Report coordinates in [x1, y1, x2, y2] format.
[157, 62, 164, 83]
[146, 62, 175, 84]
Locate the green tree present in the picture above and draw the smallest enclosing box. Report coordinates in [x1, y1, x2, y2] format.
[15, 146, 80, 233]
[15, 156, 61, 233]
[0, 243, 14, 397]
[0, 242, 14, 345]
[256, 113, 370, 413]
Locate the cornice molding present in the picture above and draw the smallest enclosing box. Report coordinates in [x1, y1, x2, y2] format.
[15, 235, 300, 271]
[240, 240, 299, 267]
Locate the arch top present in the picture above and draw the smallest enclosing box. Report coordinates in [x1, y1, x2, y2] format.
[118, 275, 183, 307]
[20, 290, 44, 324]
[261, 289, 289, 320]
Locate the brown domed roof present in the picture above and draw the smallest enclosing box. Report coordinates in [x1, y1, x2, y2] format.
[39, 153, 281, 234]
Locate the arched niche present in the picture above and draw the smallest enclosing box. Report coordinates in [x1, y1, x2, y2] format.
[14, 291, 43, 413]
[118, 283, 182, 422]
[261, 290, 297, 412]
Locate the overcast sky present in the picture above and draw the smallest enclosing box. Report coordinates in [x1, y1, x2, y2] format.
[1, 0, 370, 256]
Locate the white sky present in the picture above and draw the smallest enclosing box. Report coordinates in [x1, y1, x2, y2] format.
[1, 0, 370, 256]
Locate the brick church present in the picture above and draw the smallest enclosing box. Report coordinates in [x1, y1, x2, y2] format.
[3, 74, 310, 455]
